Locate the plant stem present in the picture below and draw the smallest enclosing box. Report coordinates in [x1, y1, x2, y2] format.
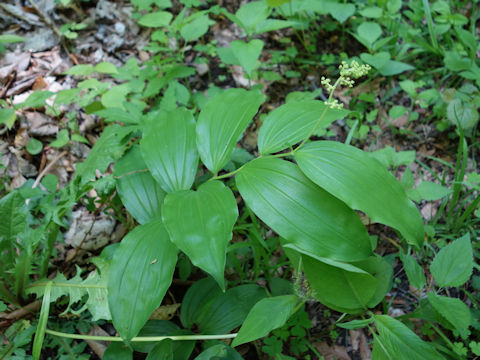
[45, 329, 237, 342]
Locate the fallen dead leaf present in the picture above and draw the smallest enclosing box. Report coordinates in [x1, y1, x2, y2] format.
[314, 342, 351, 360]
[149, 303, 181, 321]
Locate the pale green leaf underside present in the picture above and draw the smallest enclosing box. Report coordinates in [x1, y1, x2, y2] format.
[295, 141, 424, 248]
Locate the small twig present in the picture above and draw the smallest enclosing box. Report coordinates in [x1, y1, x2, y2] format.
[26, 0, 62, 39]
[0, 300, 41, 321]
[32, 151, 67, 189]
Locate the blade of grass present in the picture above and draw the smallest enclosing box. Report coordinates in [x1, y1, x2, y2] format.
[32, 281, 52, 360]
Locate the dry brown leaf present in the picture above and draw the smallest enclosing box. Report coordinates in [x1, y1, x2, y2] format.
[150, 303, 181, 321]
[314, 342, 351, 360]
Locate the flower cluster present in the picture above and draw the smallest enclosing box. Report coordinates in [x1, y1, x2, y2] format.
[339, 60, 371, 79]
[324, 99, 344, 110]
[321, 60, 371, 109]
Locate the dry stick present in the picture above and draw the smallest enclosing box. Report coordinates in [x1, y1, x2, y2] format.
[32, 151, 67, 189]
[26, 0, 62, 39]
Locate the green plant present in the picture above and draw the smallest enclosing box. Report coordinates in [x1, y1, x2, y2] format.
[17, 59, 457, 359]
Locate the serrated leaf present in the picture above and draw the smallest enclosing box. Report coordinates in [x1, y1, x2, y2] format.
[232, 295, 298, 347]
[295, 141, 424, 248]
[162, 181, 238, 290]
[236, 158, 372, 262]
[141, 108, 198, 193]
[196, 88, 264, 174]
[197, 284, 267, 334]
[427, 293, 471, 337]
[373, 315, 444, 360]
[430, 234, 473, 287]
[180, 14, 213, 42]
[399, 253, 425, 290]
[25, 258, 111, 321]
[108, 220, 177, 341]
[235, 1, 270, 34]
[76, 125, 133, 185]
[258, 100, 349, 155]
[114, 146, 165, 224]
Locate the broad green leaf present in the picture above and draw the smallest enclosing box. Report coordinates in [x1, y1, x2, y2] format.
[399, 253, 425, 290]
[196, 88, 264, 174]
[295, 141, 424, 248]
[430, 234, 473, 287]
[326, 2, 356, 23]
[416, 181, 452, 201]
[194, 343, 243, 360]
[162, 181, 238, 290]
[22, 91, 55, 108]
[427, 293, 471, 337]
[94, 62, 118, 74]
[141, 108, 198, 193]
[26, 138, 43, 155]
[180, 277, 223, 329]
[357, 22, 382, 47]
[235, 1, 270, 34]
[180, 14, 213, 42]
[266, 0, 291, 6]
[64, 64, 94, 76]
[146, 340, 173, 360]
[258, 100, 349, 155]
[236, 158, 372, 262]
[254, 19, 295, 34]
[103, 343, 133, 360]
[373, 315, 444, 360]
[0, 191, 28, 251]
[114, 146, 165, 224]
[108, 220, 177, 341]
[232, 295, 299, 347]
[230, 39, 264, 77]
[360, 52, 390, 70]
[138, 11, 173, 27]
[447, 99, 479, 130]
[0, 108, 16, 129]
[49, 129, 69, 148]
[302, 254, 390, 312]
[378, 60, 415, 76]
[0, 34, 25, 43]
[197, 284, 267, 334]
[76, 125, 133, 185]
